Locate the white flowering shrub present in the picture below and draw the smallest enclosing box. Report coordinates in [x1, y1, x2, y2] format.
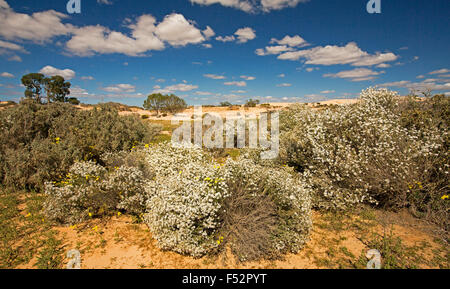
[221, 157, 312, 261]
[143, 144, 313, 259]
[44, 160, 148, 224]
[280, 88, 446, 211]
[143, 143, 229, 257]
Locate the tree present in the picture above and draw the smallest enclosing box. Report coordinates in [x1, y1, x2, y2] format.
[21, 73, 46, 103]
[67, 97, 80, 105]
[45, 76, 71, 103]
[220, 101, 232, 107]
[144, 93, 168, 116]
[143, 93, 187, 115]
[21, 73, 71, 104]
[245, 99, 260, 108]
[165, 94, 187, 113]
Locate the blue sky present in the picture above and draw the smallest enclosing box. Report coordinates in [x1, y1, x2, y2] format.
[0, 0, 449, 106]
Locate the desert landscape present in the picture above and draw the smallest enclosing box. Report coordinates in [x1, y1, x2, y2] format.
[0, 0, 449, 273]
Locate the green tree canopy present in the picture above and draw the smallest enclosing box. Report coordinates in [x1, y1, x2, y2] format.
[21, 73, 72, 104]
[144, 93, 186, 115]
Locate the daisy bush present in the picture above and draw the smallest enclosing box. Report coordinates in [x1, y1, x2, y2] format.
[220, 156, 312, 261]
[280, 88, 448, 223]
[142, 144, 312, 258]
[44, 159, 148, 224]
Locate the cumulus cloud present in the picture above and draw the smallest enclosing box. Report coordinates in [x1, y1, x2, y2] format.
[216, 27, 256, 44]
[102, 84, 136, 93]
[153, 83, 199, 94]
[1, 72, 14, 78]
[277, 42, 398, 67]
[39, 65, 76, 80]
[0, 0, 73, 42]
[240, 75, 256, 80]
[189, 0, 309, 13]
[0, 40, 27, 53]
[202, 26, 215, 39]
[323, 68, 383, 82]
[429, 69, 450, 75]
[224, 81, 247, 87]
[255, 45, 294, 56]
[155, 13, 205, 46]
[204, 74, 226, 79]
[380, 80, 450, 92]
[270, 35, 308, 47]
[216, 35, 236, 42]
[234, 27, 256, 43]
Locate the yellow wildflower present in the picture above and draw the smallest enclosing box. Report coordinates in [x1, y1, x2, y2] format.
[117, 212, 122, 216]
[441, 195, 449, 200]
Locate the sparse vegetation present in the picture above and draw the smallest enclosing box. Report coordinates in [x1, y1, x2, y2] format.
[0, 86, 448, 269]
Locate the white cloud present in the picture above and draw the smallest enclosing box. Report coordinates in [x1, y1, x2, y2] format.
[277, 83, 292, 87]
[155, 13, 205, 46]
[39, 65, 76, 80]
[0, 1, 73, 42]
[240, 75, 256, 80]
[260, 0, 309, 12]
[380, 80, 450, 92]
[277, 42, 398, 67]
[429, 69, 449, 75]
[234, 27, 256, 43]
[0, 40, 27, 52]
[224, 81, 247, 87]
[231, 90, 247, 93]
[1, 72, 14, 78]
[255, 45, 294, 56]
[204, 74, 226, 79]
[216, 35, 235, 42]
[320, 90, 335, 94]
[323, 68, 383, 82]
[69, 86, 89, 97]
[278, 73, 285, 78]
[270, 35, 308, 47]
[81, 76, 94, 80]
[202, 26, 215, 39]
[102, 84, 136, 93]
[202, 43, 213, 48]
[189, 0, 309, 13]
[153, 83, 199, 94]
[66, 13, 208, 56]
[376, 63, 391, 68]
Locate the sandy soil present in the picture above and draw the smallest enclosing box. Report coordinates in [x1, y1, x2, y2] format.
[113, 99, 359, 121]
[16, 209, 445, 269]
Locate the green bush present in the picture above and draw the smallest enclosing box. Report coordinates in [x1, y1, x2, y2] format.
[0, 101, 160, 190]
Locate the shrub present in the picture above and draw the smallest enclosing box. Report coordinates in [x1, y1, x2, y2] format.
[219, 157, 312, 261]
[142, 144, 312, 259]
[143, 143, 229, 257]
[43, 158, 149, 224]
[279, 88, 447, 222]
[0, 101, 160, 190]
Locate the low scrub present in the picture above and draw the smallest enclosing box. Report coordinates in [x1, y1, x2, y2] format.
[279, 88, 448, 229]
[0, 101, 160, 191]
